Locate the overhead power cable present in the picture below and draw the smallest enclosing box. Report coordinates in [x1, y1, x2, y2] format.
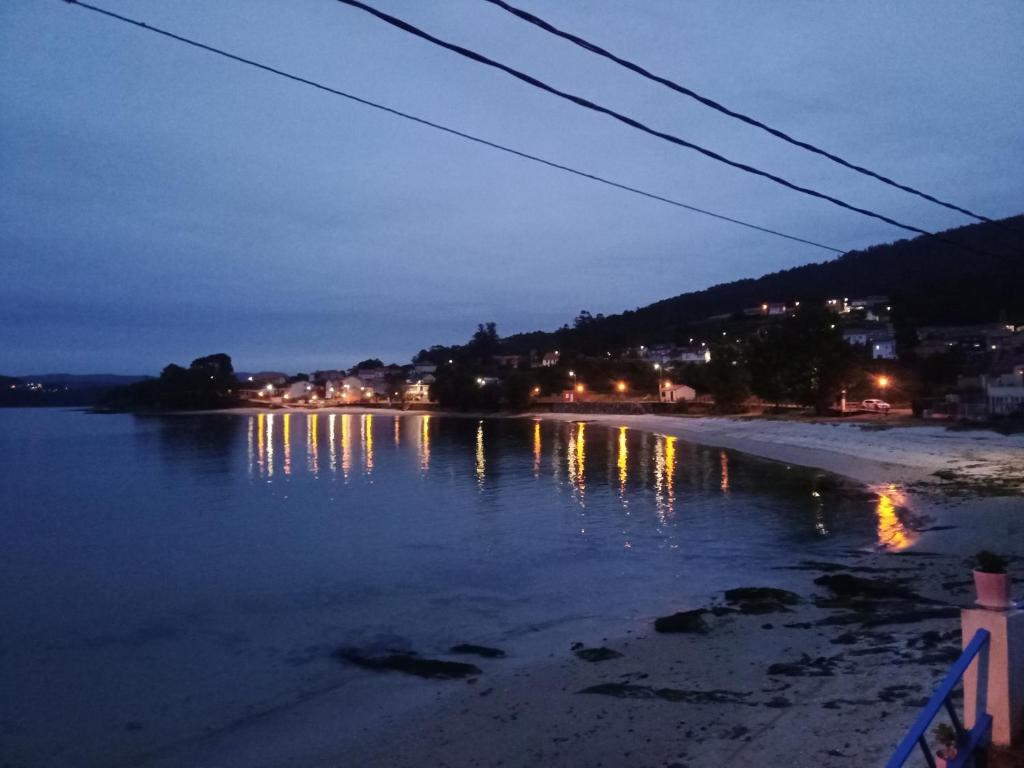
[60, 0, 844, 253]
[482, 0, 993, 224]
[334, 0, 1008, 257]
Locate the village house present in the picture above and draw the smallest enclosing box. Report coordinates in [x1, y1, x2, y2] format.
[403, 374, 434, 403]
[283, 380, 315, 402]
[842, 325, 898, 359]
[659, 383, 696, 403]
[985, 365, 1024, 416]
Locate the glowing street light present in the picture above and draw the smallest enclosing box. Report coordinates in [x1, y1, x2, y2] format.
[575, 383, 585, 393]
[616, 381, 627, 393]
[877, 375, 890, 390]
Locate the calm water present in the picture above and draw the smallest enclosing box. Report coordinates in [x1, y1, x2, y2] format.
[0, 409, 914, 766]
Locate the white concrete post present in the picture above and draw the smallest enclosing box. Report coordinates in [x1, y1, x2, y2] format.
[961, 606, 1024, 747]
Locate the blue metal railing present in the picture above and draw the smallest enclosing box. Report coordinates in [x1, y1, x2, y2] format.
[887, 628, 992, 767]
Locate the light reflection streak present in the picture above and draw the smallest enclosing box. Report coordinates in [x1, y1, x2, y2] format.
[533, 421, 542, 477]
[617, 426, 628, 491]
[257, 413, 265, 475]
[247, 417, 254, 476]
[653, 438, 665, 521]
[363, 414, 374, 473]
[340, 413, 352, 479]
[719, 449, 730, 493]
[475, 421, 485, 486]
[307, 413, 318, 476]
[394, 416, 401, 446]
[551, 427, 562, 482]
[329, 414, 337, 474]
[419, 415, 430, 471]
[282, 413, 291, 476]
[566, 421, 586, 503]
[875, 484, 914, 550]
[664, 436, 676, 508]
[266, 413, 275, 478]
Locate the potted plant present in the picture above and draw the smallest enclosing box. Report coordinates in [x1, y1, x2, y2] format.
[932, 723, 958, 767]
[973, 551, 1012, 609]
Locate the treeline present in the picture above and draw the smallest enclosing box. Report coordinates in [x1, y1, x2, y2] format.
[103, 354, 240, 411]
[426, 308, 875, 414]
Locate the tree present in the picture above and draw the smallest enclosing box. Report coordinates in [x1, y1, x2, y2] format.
[501, 370, 534, 412]
[747, 309, 862, 414]
[747, 330, 792, 408]
[467, 322, 500, 359]
[105, 353, 240, 410]
[705, 343, 749, 413]
[383, 370, 407, 402]
[353, 358, 384, 370]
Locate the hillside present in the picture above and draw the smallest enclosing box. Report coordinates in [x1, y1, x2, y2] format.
[496, 215, 1023, 355]
[0, 373, 150, 407]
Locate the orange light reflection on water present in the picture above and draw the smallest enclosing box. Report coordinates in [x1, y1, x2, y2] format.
[362, 414, 374, 474]
[340, 413, 352, 479]
[282, 413, 292, 475]
[617, 427, 628, 491]
[875, 484, 915, 551]
[533, 421, 542, 477]
[420, 415, 430, 471]
[256, 413, 265, 475]
[266, 413, 275, 477]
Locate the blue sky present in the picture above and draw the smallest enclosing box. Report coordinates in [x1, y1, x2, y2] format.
[2, 0, 1021, 374]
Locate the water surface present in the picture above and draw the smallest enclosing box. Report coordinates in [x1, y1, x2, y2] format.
[0, 409, 912, 766]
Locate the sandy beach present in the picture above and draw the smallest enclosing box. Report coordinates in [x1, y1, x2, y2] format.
[536, 413, 1024, 490]
[129, 412, 1024, 768]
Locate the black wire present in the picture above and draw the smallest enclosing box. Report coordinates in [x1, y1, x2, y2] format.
[60, 0, 844, 253]
[482, 0, 993, 224]
[334, 0, 1009, 258]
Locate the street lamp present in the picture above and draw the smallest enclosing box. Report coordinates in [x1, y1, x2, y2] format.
[616, 381, 627, 393]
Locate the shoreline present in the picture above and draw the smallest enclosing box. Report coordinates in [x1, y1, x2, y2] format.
[529, 412, 1024, 490]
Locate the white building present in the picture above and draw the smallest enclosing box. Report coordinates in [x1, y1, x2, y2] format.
[986, 366, 1024, 416]
[660, 383, 696, 403]
[403, 374, 435, 403]
[284, 381, 314, 401]
[871, 338, 898, 359]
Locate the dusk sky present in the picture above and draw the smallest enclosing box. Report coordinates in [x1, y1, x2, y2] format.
[2, 0, 1022, 375]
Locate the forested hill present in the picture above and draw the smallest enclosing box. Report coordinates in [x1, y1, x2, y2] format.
[497, 214, 1023, 354]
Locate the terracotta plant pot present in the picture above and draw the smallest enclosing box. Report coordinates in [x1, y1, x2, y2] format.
[973, 568, 1012, 609]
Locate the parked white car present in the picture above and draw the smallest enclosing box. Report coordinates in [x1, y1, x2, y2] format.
[861, 398, 891, 412]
